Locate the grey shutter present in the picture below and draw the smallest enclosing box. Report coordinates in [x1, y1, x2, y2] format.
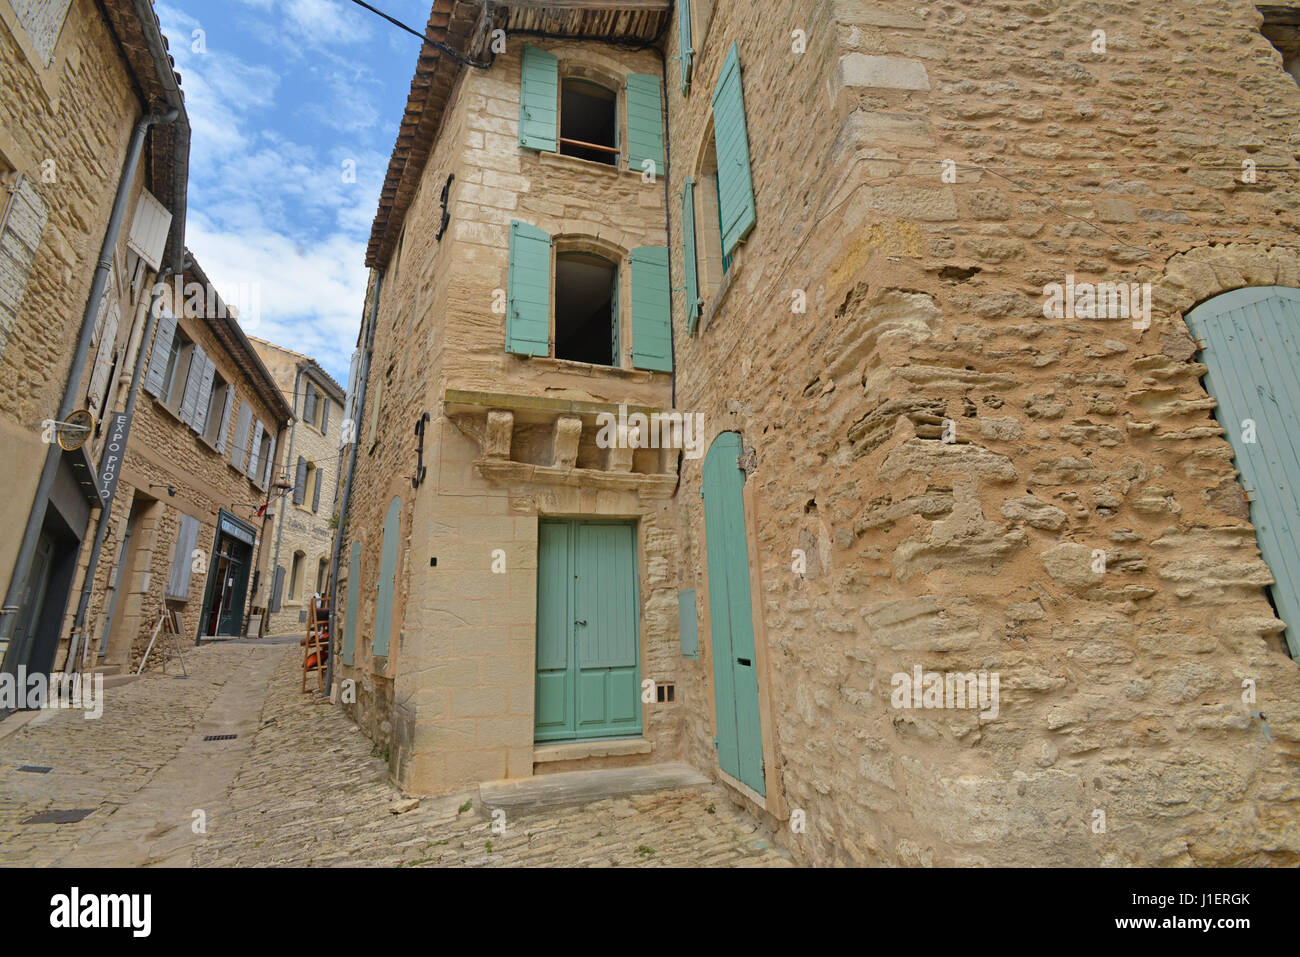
[294, 457, 307, 505]
[192, 354, 216, 433]
[230, 403, 252, 470]
[144, 309, 176, 398]
[311, 465, 322, 512]
[0, 176, 49, 361]
[304, 381, 317, 427]
[178, 346, 206, 428]
[215, 387, 235, 453]
[87, 301, 120, 412]
[261, 433, 276, 489]
[167, 513, 201, 600]
[320, 398, 329, 435]
[270, 565, 285, 613]
[246, 421, 264, 478]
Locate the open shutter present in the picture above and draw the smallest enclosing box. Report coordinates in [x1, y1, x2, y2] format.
[374, 496, 402, 657]
[270, 565, 285, 613]
[677, 0, 693, 93]
[712, 42, 757, 257]
[629, 246, 673, 372]
[87, 301, 120, 412]
[126, 189, 173, 271]
[626, 74, 665, 177]
[167, 514, 201, 600]
[192, 354, 216, 433]
[681, 177, 701, 333]
[177, 346, 205, 428]
[215, 387, 235, 453]
[262, 433, 277, 489]
[611, 266, 621, 366]
[506, 220, 552, 356]
[303, 381, 317, 427]
[294, 457, 307, 505]
[230, 403, 252, 470]
[312, 465, 322, 512]
[144, 309, 176, 398]
[0, 176, 49, 361]
[320, 397, 329, 435]
[246, 421, 264, 479]
[519, 45, 559, 152]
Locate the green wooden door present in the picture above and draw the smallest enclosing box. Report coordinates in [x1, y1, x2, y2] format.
[1185, 286, 1300, 659]
[703, 432, 764, 794]
[535, 520, 641, 742]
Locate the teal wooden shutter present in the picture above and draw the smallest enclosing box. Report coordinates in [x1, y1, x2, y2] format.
[626, 74, 665, 177]
[1185, 286, 1300, 659]
[711, 42, 757, 257]
[507, 220, 551, 356]
[519, 45, 558, 152]
[343, 542, 361, 666]
[629, 246, 672, 372]
[373, 496, 401, 658]
[681, 177, 700, 333]
[610, 265, 621, 366]
[677, 0, 693, 93]
[534, 521, 572, 738]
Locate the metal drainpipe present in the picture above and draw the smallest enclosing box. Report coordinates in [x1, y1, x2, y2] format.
[325, 271, 383, 697]
[268, 366, 302, 630]
[64, 261, 185, 671]
[0, 107, 181, 672]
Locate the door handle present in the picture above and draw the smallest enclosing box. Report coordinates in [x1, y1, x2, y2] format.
[736, 657, 751, 666]
[575, 619, 587, 626]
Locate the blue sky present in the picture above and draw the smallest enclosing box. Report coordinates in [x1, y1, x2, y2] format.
[156, 0, 433, 384]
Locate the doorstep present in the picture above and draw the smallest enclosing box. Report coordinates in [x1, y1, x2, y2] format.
[480, 762, 709, 811]
[533, 737, 652, 764]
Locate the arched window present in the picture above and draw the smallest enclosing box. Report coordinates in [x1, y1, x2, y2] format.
[555, 250, 619, 365]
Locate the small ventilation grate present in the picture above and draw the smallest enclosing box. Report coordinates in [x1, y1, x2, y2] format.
[656, 683, 676, 704]
[203, 734, 238, 742]
[21, 808, 94, 824]
[17, 765, 52, 773]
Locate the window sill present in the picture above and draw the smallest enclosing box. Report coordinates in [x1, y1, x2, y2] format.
[698, 254, 744, 336]
[536, 150, 647, 181]
[523, 356, 663, 381]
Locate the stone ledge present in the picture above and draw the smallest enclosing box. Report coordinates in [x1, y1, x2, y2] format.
[534, 737, 652, 764]
[475, 459, 676, 497]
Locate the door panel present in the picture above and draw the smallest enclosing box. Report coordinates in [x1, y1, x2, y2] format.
[703, 432, 765, 795]
[535, 520, 641, 742]
[1185, 286, 1300, 659]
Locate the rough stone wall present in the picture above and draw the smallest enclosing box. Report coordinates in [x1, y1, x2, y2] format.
[79, 308, 287, 673]
[251, 339, 344, 636]
[340, 38, 691, 794]
[0, 0, 141, 587]
[666, 0, 1300, 866]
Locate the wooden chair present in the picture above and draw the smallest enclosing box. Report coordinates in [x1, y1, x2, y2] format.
[301, 594, 331, 693]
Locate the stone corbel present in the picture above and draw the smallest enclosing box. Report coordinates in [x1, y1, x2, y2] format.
[552, 415, 582, 469]
[484, 409, 514, 460]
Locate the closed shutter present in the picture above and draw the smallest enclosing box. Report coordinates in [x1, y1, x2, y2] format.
[681, 177, 701, 333]
[270, 565, 285, 613]
[506, 220, 552, 356]
[144, 309, 177, 398]
[246, 421, 264, 479]
[626, 74, 665, 177]
[519, 45, 559, 152]
[629, 246, 673, 372]
[166, 513, 202, 600]
[126, 189, 172, 271]
[87, 301, 120, 412]
[294, 457, 307, 505]
[677, 0, 694, 93]
[230, 403, 252, 470]
[343, 542, 361, 665]
[312, 465, 322, 512]
[215, 387, 235, 453]
[191, 354, 216, 433]
[303, 380, 317, 427]
[374, 496, 402, 657]
[320, 397, 329, 435]
[0, 176, 49, 361]
[712, 42, 758, 257]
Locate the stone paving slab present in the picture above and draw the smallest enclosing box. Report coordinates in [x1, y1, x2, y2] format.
[0, 642, 794, 868]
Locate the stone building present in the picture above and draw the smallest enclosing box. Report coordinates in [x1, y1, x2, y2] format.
[76, 257, 293, 672]
[250, 336, 345, 636]
[337, 0, 1300, 867]
[0, 0, 190, 682]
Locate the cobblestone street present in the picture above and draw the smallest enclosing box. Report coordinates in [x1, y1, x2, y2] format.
[0, 644, 792, 868]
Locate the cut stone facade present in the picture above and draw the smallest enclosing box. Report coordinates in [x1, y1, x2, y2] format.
[340, 0, 1300, 867]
